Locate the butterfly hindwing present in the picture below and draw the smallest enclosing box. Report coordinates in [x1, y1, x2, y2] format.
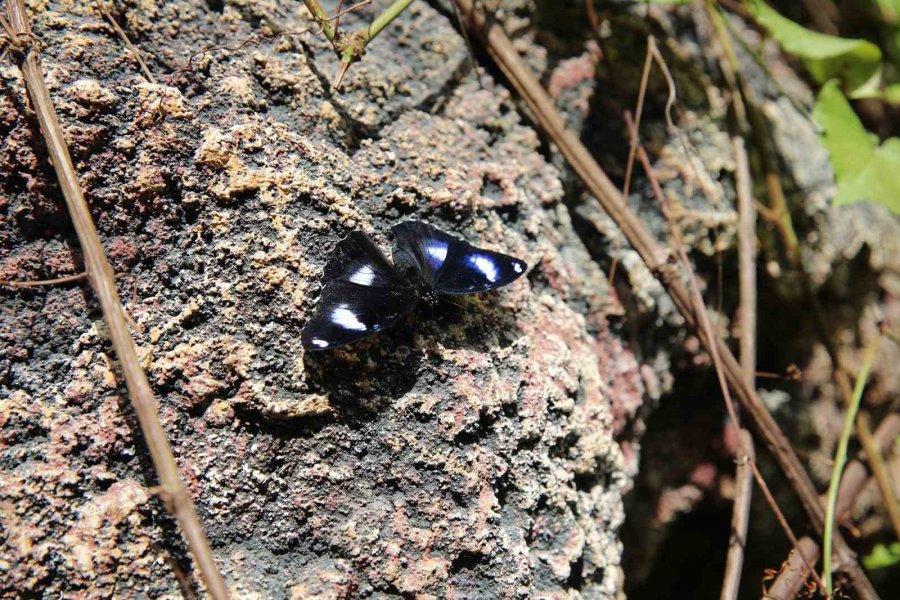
[301, 232, 417, 350]
[301, 281, 418, 350]
[393, 221, 527, 295]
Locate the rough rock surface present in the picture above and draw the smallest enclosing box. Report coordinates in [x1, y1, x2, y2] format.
[0, 1, 659, 597]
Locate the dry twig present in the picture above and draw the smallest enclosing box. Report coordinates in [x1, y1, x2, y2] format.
[625, 110, 824, 593]
[711, 0, 900, 551]
[451, 1, 877, 596]
[0, 272, 88, 287]
[722, 428, 755, 600]
[766, 414, 900, 599]
[100, 9, 156, 83]
[856, 412, 900, 538]
[720, 135, 757, 600]
[1, 2, 228, 598]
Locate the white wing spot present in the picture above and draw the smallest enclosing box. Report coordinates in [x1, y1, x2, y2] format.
[426, 241, 448, 269]
[513, 262, 523, 273]
[310, 338, 330, 348]
[331, 304, 368, 331]
[469, 254, 499, 282]
[349, 264, 376, 286]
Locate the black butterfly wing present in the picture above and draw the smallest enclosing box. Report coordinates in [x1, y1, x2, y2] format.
[392, 221, 455, 286]
[322, 230, 407, 288]
[393, 221, 528, 295]
[301, 232, 418, 350]
[301, 281, 418, 350]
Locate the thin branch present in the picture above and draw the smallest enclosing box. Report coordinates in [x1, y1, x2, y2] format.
[622, 38, 653, 201]
[302, 0, 411, 89]
[450, 0, 484, 91]
[767, 414, 900, 599]
[647, 37, 719, 210]
[0, 272, 88, 287]
[706, 4, 799, 263]
[857, 412, 900, 539]
[450, 2, 877, 597]
[334, 0, 415, 89]
[610, 32, 654, 287]
[626, 110, 824, 594]
[186, 27, 319, 73]
[647, 38, 677, 137]
[823, 334, 883, 595]
[721, 134, 757, 600]
[333, 0, 346, 36]
[747, 456, 825, 593]
[1, 2, 228, 598]
[100, 9, 156, 84]
[735, 135, 756, 386]
[721, 429, 754, 600]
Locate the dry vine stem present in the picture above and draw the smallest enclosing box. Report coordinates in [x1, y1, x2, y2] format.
[0, 272, 88, 287]
[624, 110, 823, 593]
[707, 0, 900, 549]
[767, 414, 900, 599]
[720, 135, 756, 600]
[1, 1, 229, 598]
[451, 0, 877, 597]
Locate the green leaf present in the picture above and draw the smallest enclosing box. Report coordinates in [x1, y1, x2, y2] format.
[812, 81, 875, 179]
[862, 542, 900, 570]
[885, 83, 900, 104]
[746, 0, 883, 98]
[813, 80, 900, 214]
[873, 0, 900, 22]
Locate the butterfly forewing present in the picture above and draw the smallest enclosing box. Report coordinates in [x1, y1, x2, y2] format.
[301, 232, 417, 350]
[324, 231, 409, 289]
[393, 221, 527, 295]
[391, 221, 452, 286]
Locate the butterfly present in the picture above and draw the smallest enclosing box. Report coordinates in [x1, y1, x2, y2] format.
[301, 221, 528, 350]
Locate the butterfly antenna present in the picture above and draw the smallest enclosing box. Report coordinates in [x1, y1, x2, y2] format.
[441, 297, 465, 310]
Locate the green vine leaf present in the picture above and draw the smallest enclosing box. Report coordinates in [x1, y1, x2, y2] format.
[886, 83, 900, 104]
[813, 80, 900, 213]
[862, 542, 900, 570]
[746, 0, 883, 98]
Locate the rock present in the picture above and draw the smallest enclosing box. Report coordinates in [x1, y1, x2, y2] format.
[0, 0, 655, 597]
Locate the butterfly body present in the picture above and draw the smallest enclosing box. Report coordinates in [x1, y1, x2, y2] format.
[301, 221, 527, 351]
